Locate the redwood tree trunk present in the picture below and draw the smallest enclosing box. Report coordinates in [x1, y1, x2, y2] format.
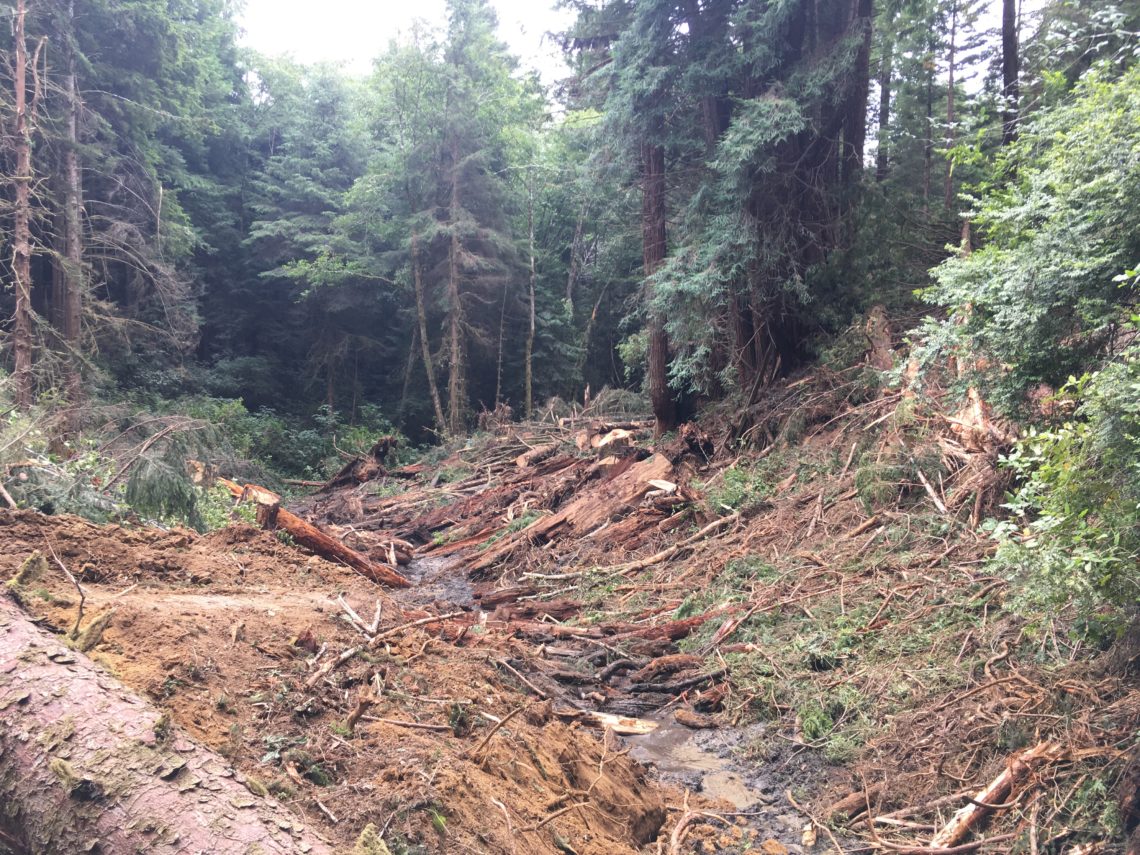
[1001, 0, 1019, 145]
[875, 31, 893, 181]
[843, 0, 874, 181]
[446, 137, 466, 437]
[412, 232, 447, 434]
[61, 0, 83, 419]
[525, 172, 537, 419]
[641, 142, 676, 436]
[0, 595, 332, 853]
[11, 0, 34, 409]
[944, 0, 958, 212]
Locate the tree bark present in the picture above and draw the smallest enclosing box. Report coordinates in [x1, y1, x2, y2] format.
[525, 170, 537, 419]
[641, 142, 676, 436]
[61, 0, 84, 419]
[922, 49, 934, 213]
[397, 324, 417, 423]
[944, 0, 958, 212]
[843, 0, 874, 181]
[0, 595, 333, 854]
[730, 294, 756, 390]
[875, 30, 893, 181]
[566, 202, 588, 317]
[1001, 0, 1019, 145]
[411, 232, 447, 435]
[446, 136, 466, 437]
[11, 0, 35, 409]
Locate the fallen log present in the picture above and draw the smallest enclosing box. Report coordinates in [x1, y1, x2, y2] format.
[826, 784, 884, 822]
[0, 595, 332, 854]
[515, 442, 559, 468]
[474, 583, 537, 608]
[929, 741, 1065, 849]
[219, 478, 410, 588]
[630, 654, 704, 683]
[468, 453, 674, 572]
[492, 599, 581, 622]
[629, 667, 728, 694]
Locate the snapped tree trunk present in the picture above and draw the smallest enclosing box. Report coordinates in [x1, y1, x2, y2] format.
[10, 0, 35, 409]
[412, 232, 447, 435]
[0, 594, 333, 853]
[641, 141, 677, 436]
[1001, 0, 1019, 145]
[219, 478, 411, 588]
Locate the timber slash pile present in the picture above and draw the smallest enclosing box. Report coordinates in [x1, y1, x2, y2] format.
[2, 369, 1139, 854]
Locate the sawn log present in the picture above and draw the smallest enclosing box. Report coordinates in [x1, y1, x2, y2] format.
[0, 594, 333, 854]
[220, 478, 411, 588]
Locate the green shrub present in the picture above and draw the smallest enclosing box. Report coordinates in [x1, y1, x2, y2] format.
[916, 64, 1140, 406]
[991, 342, 1140, 616]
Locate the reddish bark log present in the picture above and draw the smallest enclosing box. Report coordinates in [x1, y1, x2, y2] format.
[220, 479, 410, 588]
[0, 595, 332, 854]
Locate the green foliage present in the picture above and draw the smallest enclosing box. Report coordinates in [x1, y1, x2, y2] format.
[918, 64, 1140, 403]
[991, 343, 1140, 614]
[702, 456, 782, 514]
[197, 485, 258, 532]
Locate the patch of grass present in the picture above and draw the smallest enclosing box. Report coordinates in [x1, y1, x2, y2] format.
[480, 511, 541, 550]
[434, 465, 472, 484]
[369, 480, 405, 499]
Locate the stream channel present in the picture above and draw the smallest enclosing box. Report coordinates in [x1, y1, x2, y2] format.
[402, 557, 829, 852]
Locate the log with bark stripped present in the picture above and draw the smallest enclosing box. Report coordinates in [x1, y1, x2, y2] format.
[219, 478, 410, 588]
[930, 741, 1065, 849]
[0, 595, 333, 854]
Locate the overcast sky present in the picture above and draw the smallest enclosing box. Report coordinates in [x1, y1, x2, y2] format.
[237, 0, 574, 83]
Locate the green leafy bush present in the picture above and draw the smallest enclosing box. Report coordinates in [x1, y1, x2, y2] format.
[992, 342, 1140, 615]
[916, 64, 1140, 407]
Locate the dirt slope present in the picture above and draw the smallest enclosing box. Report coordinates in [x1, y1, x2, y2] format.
[1, 511, 669, 854]
[5, 373, 1139, 854]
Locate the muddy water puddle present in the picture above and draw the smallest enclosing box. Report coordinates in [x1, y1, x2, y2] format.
[400, 557, 475, 609]
[629, 714, 764, 809]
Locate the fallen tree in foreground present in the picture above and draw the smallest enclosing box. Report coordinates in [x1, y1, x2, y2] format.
[219, 477, 411, 588]
[0, 594, 332, 854]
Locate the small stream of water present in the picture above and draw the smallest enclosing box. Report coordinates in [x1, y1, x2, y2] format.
[629, 713, 763, 809]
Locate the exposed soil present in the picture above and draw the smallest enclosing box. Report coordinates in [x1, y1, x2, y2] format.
[2, 511, 672, 854]
[5, 373, 1139, 854]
